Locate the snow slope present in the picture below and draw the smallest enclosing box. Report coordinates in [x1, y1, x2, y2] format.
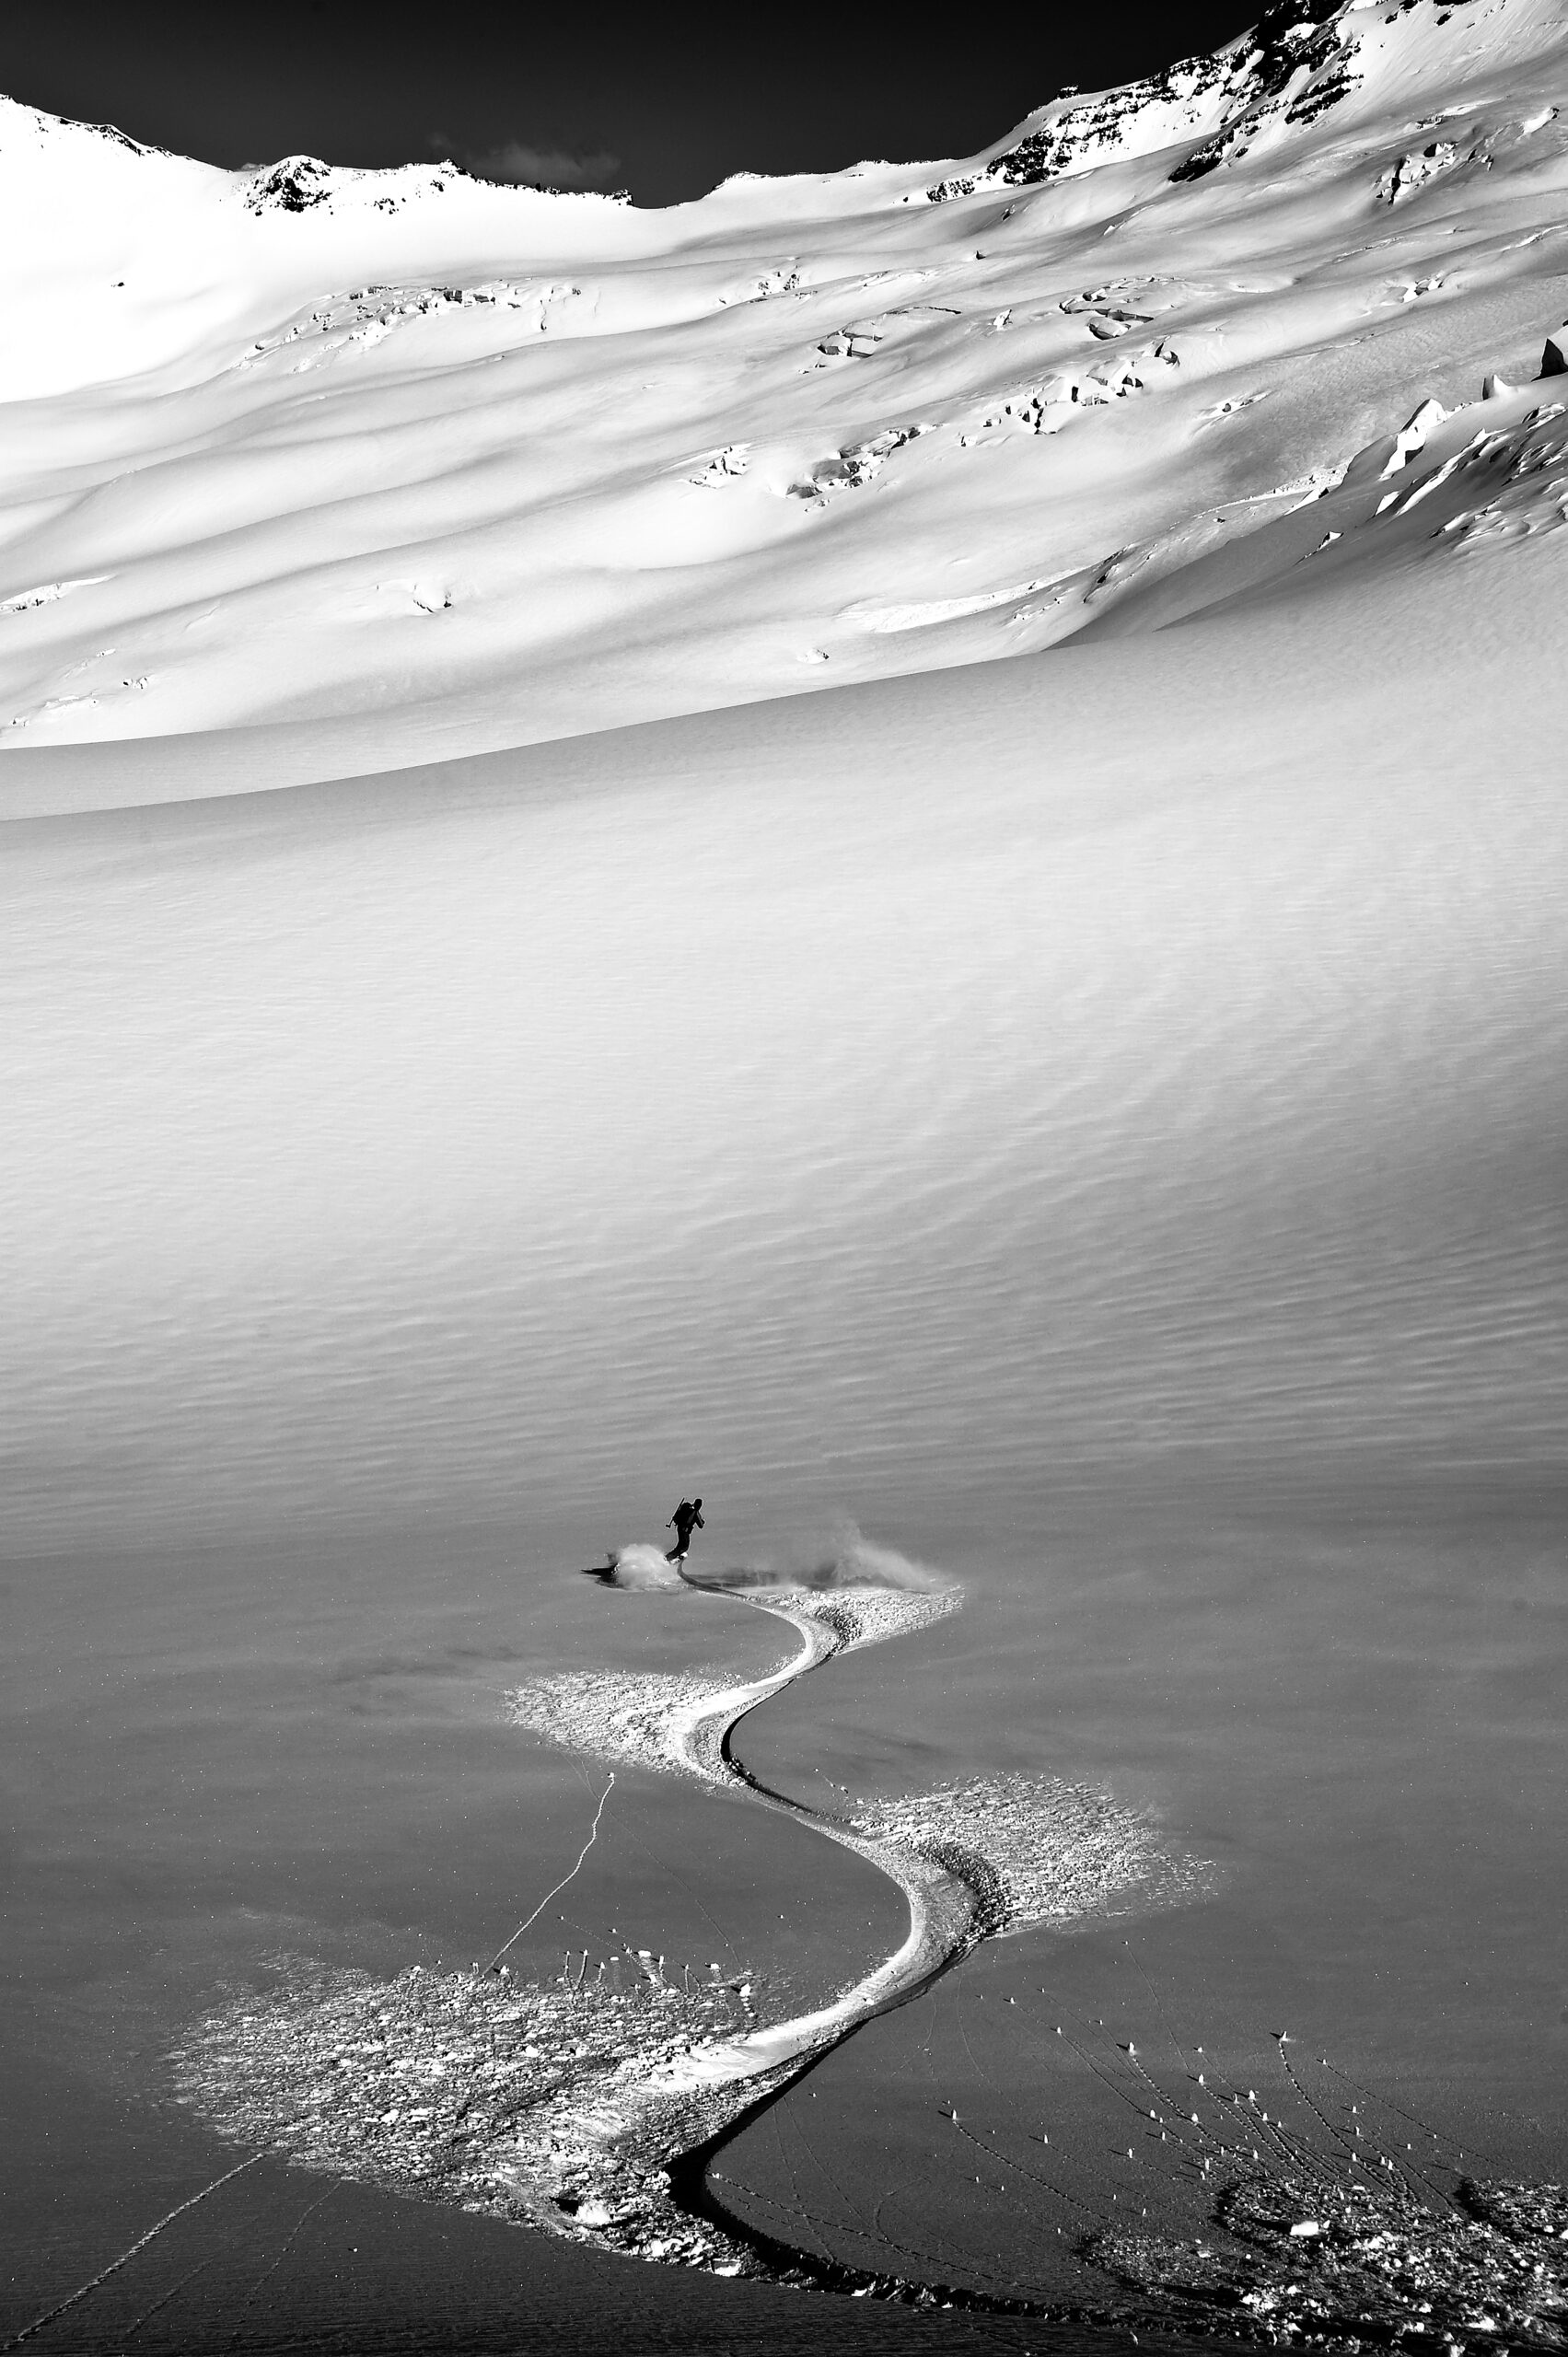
[4, 19, 1566, 2333]
[2, 0, 1567, 753]
[4, 537, 1563, 1549]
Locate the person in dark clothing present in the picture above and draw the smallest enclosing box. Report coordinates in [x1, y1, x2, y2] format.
[667, 1497, 704, 1562]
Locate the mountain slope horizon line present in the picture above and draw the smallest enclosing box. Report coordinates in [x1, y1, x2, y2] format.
[6, 0, 1563, 216]
[2, 0, 1565, 758]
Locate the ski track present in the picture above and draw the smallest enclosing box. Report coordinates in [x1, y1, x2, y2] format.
[172, 1579, 1187, 2308]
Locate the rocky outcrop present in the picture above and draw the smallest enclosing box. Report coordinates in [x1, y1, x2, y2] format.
[244, 156, 335, 214]
[928, 0, 1369, 203]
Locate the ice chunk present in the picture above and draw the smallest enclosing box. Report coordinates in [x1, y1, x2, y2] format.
[1379, 399, 1446, 478]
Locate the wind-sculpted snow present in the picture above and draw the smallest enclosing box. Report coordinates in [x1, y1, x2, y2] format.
[3, 0, 1568, 753]
[1064, 382, 1568, 636]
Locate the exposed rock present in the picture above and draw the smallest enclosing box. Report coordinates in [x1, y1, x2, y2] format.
[926, 1, 1367, 207]
[246, 157, 335, 214]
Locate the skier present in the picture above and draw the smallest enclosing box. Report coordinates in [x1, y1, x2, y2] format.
[667, 1496, 704, 1562]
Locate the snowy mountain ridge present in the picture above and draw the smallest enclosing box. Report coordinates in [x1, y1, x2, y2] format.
[2, 0, 1567, 754]
[928, 0, 1359, 199]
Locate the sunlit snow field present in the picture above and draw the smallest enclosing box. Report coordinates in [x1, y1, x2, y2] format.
[3, 0, 1567, 2345]
[5, 548, 1564, 2345]
[4, 0, 1568, 756]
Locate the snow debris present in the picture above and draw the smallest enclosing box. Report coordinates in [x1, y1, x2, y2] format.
[982, 339, 1179, 438]
[690, 444, 750, 486]
[1095, 2169, 1568, 2346]
[235, 281, 580, 372]
[174, 1570, 1199, 2305]
[816, 326, 884, 362]
[1377, 139, 1460, 202]
[507, 1585, 958, 1779]
[771, 1582, 960, 1651]
[506, 1669, 727, 1779]
[786, 426, 923, 501]
[850, 1774, 1204, 1931]
[169, 1960, 772, 2276]
[1061, 289, 1161, 335]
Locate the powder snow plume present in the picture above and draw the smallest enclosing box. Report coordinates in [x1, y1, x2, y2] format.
[585, 1527, 949, 1596]
[693, 1520, 952, 1597]
[591, 1543, 688, 1590]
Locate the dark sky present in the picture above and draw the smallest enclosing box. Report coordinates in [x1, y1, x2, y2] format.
[4, 1, 1256, 206]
